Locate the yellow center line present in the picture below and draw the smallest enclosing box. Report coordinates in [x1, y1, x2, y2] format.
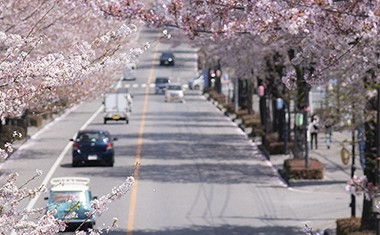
[127, 47, 159, 235]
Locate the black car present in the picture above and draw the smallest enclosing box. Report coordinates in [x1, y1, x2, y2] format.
[159, 51, 175, 66]
[70, 129, 117, 167]
[154, 77, 171, 94]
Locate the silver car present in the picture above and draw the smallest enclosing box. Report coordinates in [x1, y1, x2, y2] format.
[165, 84, 184, 102]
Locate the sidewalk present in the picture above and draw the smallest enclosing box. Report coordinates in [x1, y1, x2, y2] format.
[208, 95, 364, 192]
[268, 129, 364, 191]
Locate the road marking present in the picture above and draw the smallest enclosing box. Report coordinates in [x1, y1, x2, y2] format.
[126, 52, 158, 235]
[25, 105, 104, 211]
[9, 105, 104, 235]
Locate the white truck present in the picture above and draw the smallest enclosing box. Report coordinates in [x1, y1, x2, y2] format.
[103, 88, 132, 124]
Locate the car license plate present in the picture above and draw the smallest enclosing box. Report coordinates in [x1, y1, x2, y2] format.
[88, 155, 97, 160]
[112, 115, 120, 120]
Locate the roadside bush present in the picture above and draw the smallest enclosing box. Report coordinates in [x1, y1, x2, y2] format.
[336, 217, 376, 235]
[262, 131, 294, 155]
[241, 114, 260, 127]
[208, 90, 227, 105]
[29, 115, 43, 127]
[0, 125, 27, 147]
[226, 103, 235, 113]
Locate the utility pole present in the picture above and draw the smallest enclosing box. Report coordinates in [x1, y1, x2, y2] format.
[351, 123, 356, 217]
[304, 84, 310, 168]
[234, 78, 239, 113]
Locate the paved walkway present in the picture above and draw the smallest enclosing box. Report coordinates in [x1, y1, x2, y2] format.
[266, 129, 366, 234]
[268, 129, 364, 190]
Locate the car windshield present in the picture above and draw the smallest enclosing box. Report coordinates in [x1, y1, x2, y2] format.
[155, 78, 169, 84]
[168, 85, 182, 90]
[76, 132, 109, 142]
[51, 191, 86, 203]
[161, 52, 173, 57]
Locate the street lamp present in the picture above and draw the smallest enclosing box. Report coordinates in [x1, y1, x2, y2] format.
[257, 85, 268, 142]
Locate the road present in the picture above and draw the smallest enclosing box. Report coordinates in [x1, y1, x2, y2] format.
[0, 28, 352, 235]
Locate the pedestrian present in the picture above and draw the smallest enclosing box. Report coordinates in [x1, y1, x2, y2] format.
[324, 118, 333, 149]
[308, 114, 319, 149]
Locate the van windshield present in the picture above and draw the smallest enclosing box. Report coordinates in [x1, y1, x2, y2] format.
[155, 78, 169, 84]
[168, 85, 182, 90]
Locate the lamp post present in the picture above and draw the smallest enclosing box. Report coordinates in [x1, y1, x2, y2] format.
[234, 78, 239, 113]
[303, 105, 310, 168]
[258, 84, 267, 142]
[350, 126, 356, 217]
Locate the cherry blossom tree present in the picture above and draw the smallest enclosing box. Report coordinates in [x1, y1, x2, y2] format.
[1, 0, 380, 233]
[73, 0, 380, 230]
[1, 1, 147, 120]
[0, 1, 150, 233]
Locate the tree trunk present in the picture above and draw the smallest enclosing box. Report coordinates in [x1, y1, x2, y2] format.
[246, 79, 254, 115]
[361, 117, 377, 230]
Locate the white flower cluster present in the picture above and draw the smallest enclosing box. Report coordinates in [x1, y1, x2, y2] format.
[90, 176, 135, 217]
[345, 175, 373, 200]
[281, 71, 297, 90]
[0, 171, 57, 234]
[0, 170, 135, 234]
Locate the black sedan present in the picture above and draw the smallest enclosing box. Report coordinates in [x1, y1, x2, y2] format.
[159, 51, 175, 66]
[70, 129, 117, 167]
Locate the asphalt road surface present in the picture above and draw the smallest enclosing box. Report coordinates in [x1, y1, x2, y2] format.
[0, 28, 352, 235]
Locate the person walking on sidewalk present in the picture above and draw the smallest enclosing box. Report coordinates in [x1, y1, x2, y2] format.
[308, 114, 320, 149]
[324, 118, 333, 149]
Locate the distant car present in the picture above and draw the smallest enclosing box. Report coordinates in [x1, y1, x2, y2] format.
[45, 177, 97, 231]
[165, 84, 184, 102]
[123, 63, 137, 81]
[155, 77, 171, 94]
[123, 70, 136, 81]
[159, 51, 175, 66]
[188, 74, 204, 90]
[70, 129, 117, 167]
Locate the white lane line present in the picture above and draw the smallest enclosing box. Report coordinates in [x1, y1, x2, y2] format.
[25, 105, 104, 211]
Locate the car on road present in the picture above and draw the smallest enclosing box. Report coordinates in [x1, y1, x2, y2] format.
[70, 129, 117, 167]
[188, 74, 205, 90]
[45, 177, 97, 231]
[122, 62, 137, 81]
[155, 77, 171, 94]
[159, 51, 175, 66]
[165, 84, 184, 102]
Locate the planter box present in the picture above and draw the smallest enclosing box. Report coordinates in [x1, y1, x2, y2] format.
[266, 141, 294, 155]
[283, 158, 324, 180]
[29, 116, 43, 127]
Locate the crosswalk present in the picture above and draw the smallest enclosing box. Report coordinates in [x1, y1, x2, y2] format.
[120, 82, 190, 90]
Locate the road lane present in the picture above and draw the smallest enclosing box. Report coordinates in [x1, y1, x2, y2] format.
[127, 40, 160, 235]
[0, 27, 353, 235]
[25, 105, 104, 212]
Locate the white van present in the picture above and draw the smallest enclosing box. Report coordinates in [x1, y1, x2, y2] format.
[123, 63, 137, 81]
[188, 74, 204, 90]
